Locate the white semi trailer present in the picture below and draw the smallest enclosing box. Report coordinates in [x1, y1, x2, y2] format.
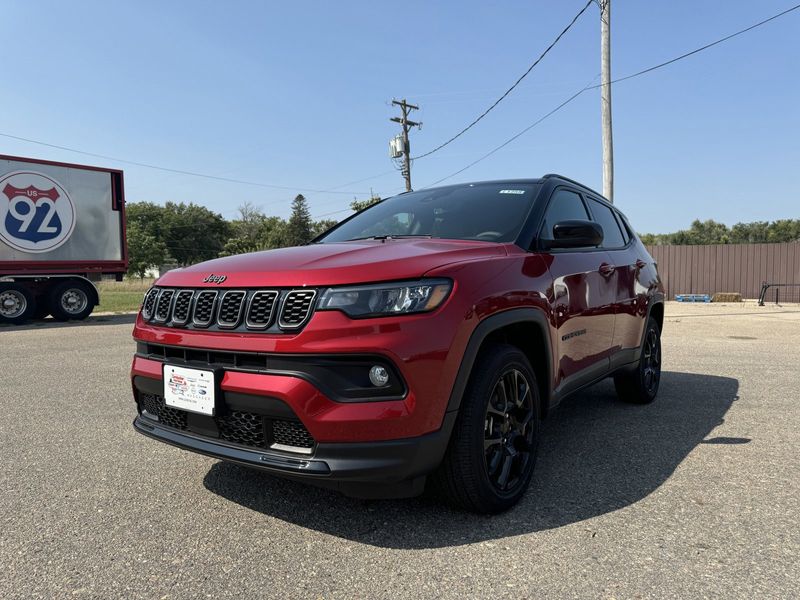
[0, 154, 128, 324]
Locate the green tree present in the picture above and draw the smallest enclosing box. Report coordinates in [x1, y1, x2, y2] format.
[311, 218, 338, 239]
[285, 194, 313, 247]
[767, 219, 800, 243]
[730, 221, 769, 244]
[639, 233, 659, 245]
[126, 221, 168, 278]
[220, 202, 268, 256]
[162, 202, 230, 265]
[683, 219, 730, 244]
[259, 216, 289, 249]
[350, 194, 382, 213]
[640, 218, 800, 245]
[219, 210, 290, 256]
[127, 202, 168, 239]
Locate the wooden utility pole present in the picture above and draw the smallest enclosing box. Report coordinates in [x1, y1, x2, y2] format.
[600, 0, 614, 203]
[390, 99, 421, 192]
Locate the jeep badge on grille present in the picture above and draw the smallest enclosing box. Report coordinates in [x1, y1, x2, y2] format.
[203, 274, 227, 284]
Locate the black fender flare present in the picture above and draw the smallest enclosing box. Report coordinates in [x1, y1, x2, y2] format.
[445, 308, 553, 414]
[634, 294, 665, 360]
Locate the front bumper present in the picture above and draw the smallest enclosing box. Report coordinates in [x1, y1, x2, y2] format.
[133, 411, 456, 498]
[130, 303, 472, 496]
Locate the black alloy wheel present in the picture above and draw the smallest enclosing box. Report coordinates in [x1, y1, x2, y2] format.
[433, 344, 540, 513]
[614, 316, 662, 404]
[484, 368, 536, 493]
[641, 326, 661, 396]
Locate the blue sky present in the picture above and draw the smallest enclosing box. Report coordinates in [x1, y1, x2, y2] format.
[3, 1, 798, 233]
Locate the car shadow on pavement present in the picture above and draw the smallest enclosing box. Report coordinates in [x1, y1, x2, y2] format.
[0, 313, 137, 331]
[203, 371, 739, 549]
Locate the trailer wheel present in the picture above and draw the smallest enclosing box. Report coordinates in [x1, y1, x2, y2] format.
[0, 283, 36, 324]
[49, 280, 94, 321]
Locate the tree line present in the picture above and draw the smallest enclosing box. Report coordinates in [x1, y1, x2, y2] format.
[126, 194, 381, 278]
[639, 219, 800, 246]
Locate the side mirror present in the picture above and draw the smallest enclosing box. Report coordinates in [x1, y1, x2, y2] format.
[544, 220, 603, 249]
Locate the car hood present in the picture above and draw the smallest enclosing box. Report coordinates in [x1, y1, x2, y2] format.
[156, 239, 509, 288]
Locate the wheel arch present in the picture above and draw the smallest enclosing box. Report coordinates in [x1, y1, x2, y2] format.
[446, 308, 553, 419]
[649, 300, 664, 332]
[630, 297, 665, 363]
[50, 275, 100, 306]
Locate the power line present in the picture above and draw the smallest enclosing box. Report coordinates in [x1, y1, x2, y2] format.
[590, 2, 800, 90]
[422, 78, 599, 188]
[411, 0, 594, 160]
[323, 170, 397, 190]
[312, 185, 406, 220]
[0, 132, 376, 196]
[423, 2, 800, 188]
[313, 208, 352, 219]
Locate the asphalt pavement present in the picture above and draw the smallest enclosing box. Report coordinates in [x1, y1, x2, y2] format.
[1, 303, 798, 599]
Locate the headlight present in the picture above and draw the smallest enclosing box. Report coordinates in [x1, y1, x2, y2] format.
[318, 279, 452, 318]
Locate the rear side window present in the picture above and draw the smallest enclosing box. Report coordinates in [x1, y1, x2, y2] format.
[616, 211, 635, 242]
[614, 211, 631, 244]
[588, 199, 626, 248]
[540, 189, 589, 241]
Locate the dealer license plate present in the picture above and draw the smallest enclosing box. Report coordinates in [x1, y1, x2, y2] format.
[163, 365, 216, 416]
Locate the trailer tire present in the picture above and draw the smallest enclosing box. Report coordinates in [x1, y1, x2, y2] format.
[48, 280, 94, 321]
[0, 283, 37, 324]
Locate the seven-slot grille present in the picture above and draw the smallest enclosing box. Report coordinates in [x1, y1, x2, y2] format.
[140, 287, 316, 332]
[279, 290, 317, 328]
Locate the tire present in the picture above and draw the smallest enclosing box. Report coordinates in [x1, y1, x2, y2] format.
[48, 280, 95, 321]
[614, 316, 662, 404]
[432, 344, 540, 514]
[0, 283, 37, 325]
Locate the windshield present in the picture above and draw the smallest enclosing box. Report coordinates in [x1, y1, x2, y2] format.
[318, 182, 540, 244]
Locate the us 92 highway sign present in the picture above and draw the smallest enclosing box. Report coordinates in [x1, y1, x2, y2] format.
[0, 171, 76, 253]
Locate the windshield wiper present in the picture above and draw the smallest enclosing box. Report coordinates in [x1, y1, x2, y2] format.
[345, 234, 435, 241]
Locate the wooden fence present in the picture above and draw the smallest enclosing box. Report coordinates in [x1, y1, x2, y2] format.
[645, 242, 800, 300]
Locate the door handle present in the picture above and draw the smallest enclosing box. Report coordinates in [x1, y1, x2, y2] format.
[599, 262, 615, 276]
[635, 259, 647, 269]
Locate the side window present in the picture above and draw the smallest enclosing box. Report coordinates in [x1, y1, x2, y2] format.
[614, 210, 630, 244]
[539, 189, 589, 241]
[588, 199, 626, 248]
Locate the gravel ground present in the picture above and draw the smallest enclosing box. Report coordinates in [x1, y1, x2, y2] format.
[1, 303, 798, 599]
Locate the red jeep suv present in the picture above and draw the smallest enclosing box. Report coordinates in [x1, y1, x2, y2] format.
[132, 174, 664, 513]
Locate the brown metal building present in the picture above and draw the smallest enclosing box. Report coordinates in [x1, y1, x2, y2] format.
[645, 242, 800, 300]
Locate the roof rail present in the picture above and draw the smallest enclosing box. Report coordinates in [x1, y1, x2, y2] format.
[542, 173, 606, 200]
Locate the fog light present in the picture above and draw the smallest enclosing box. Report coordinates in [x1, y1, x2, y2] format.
[369, 365, 390, 387]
